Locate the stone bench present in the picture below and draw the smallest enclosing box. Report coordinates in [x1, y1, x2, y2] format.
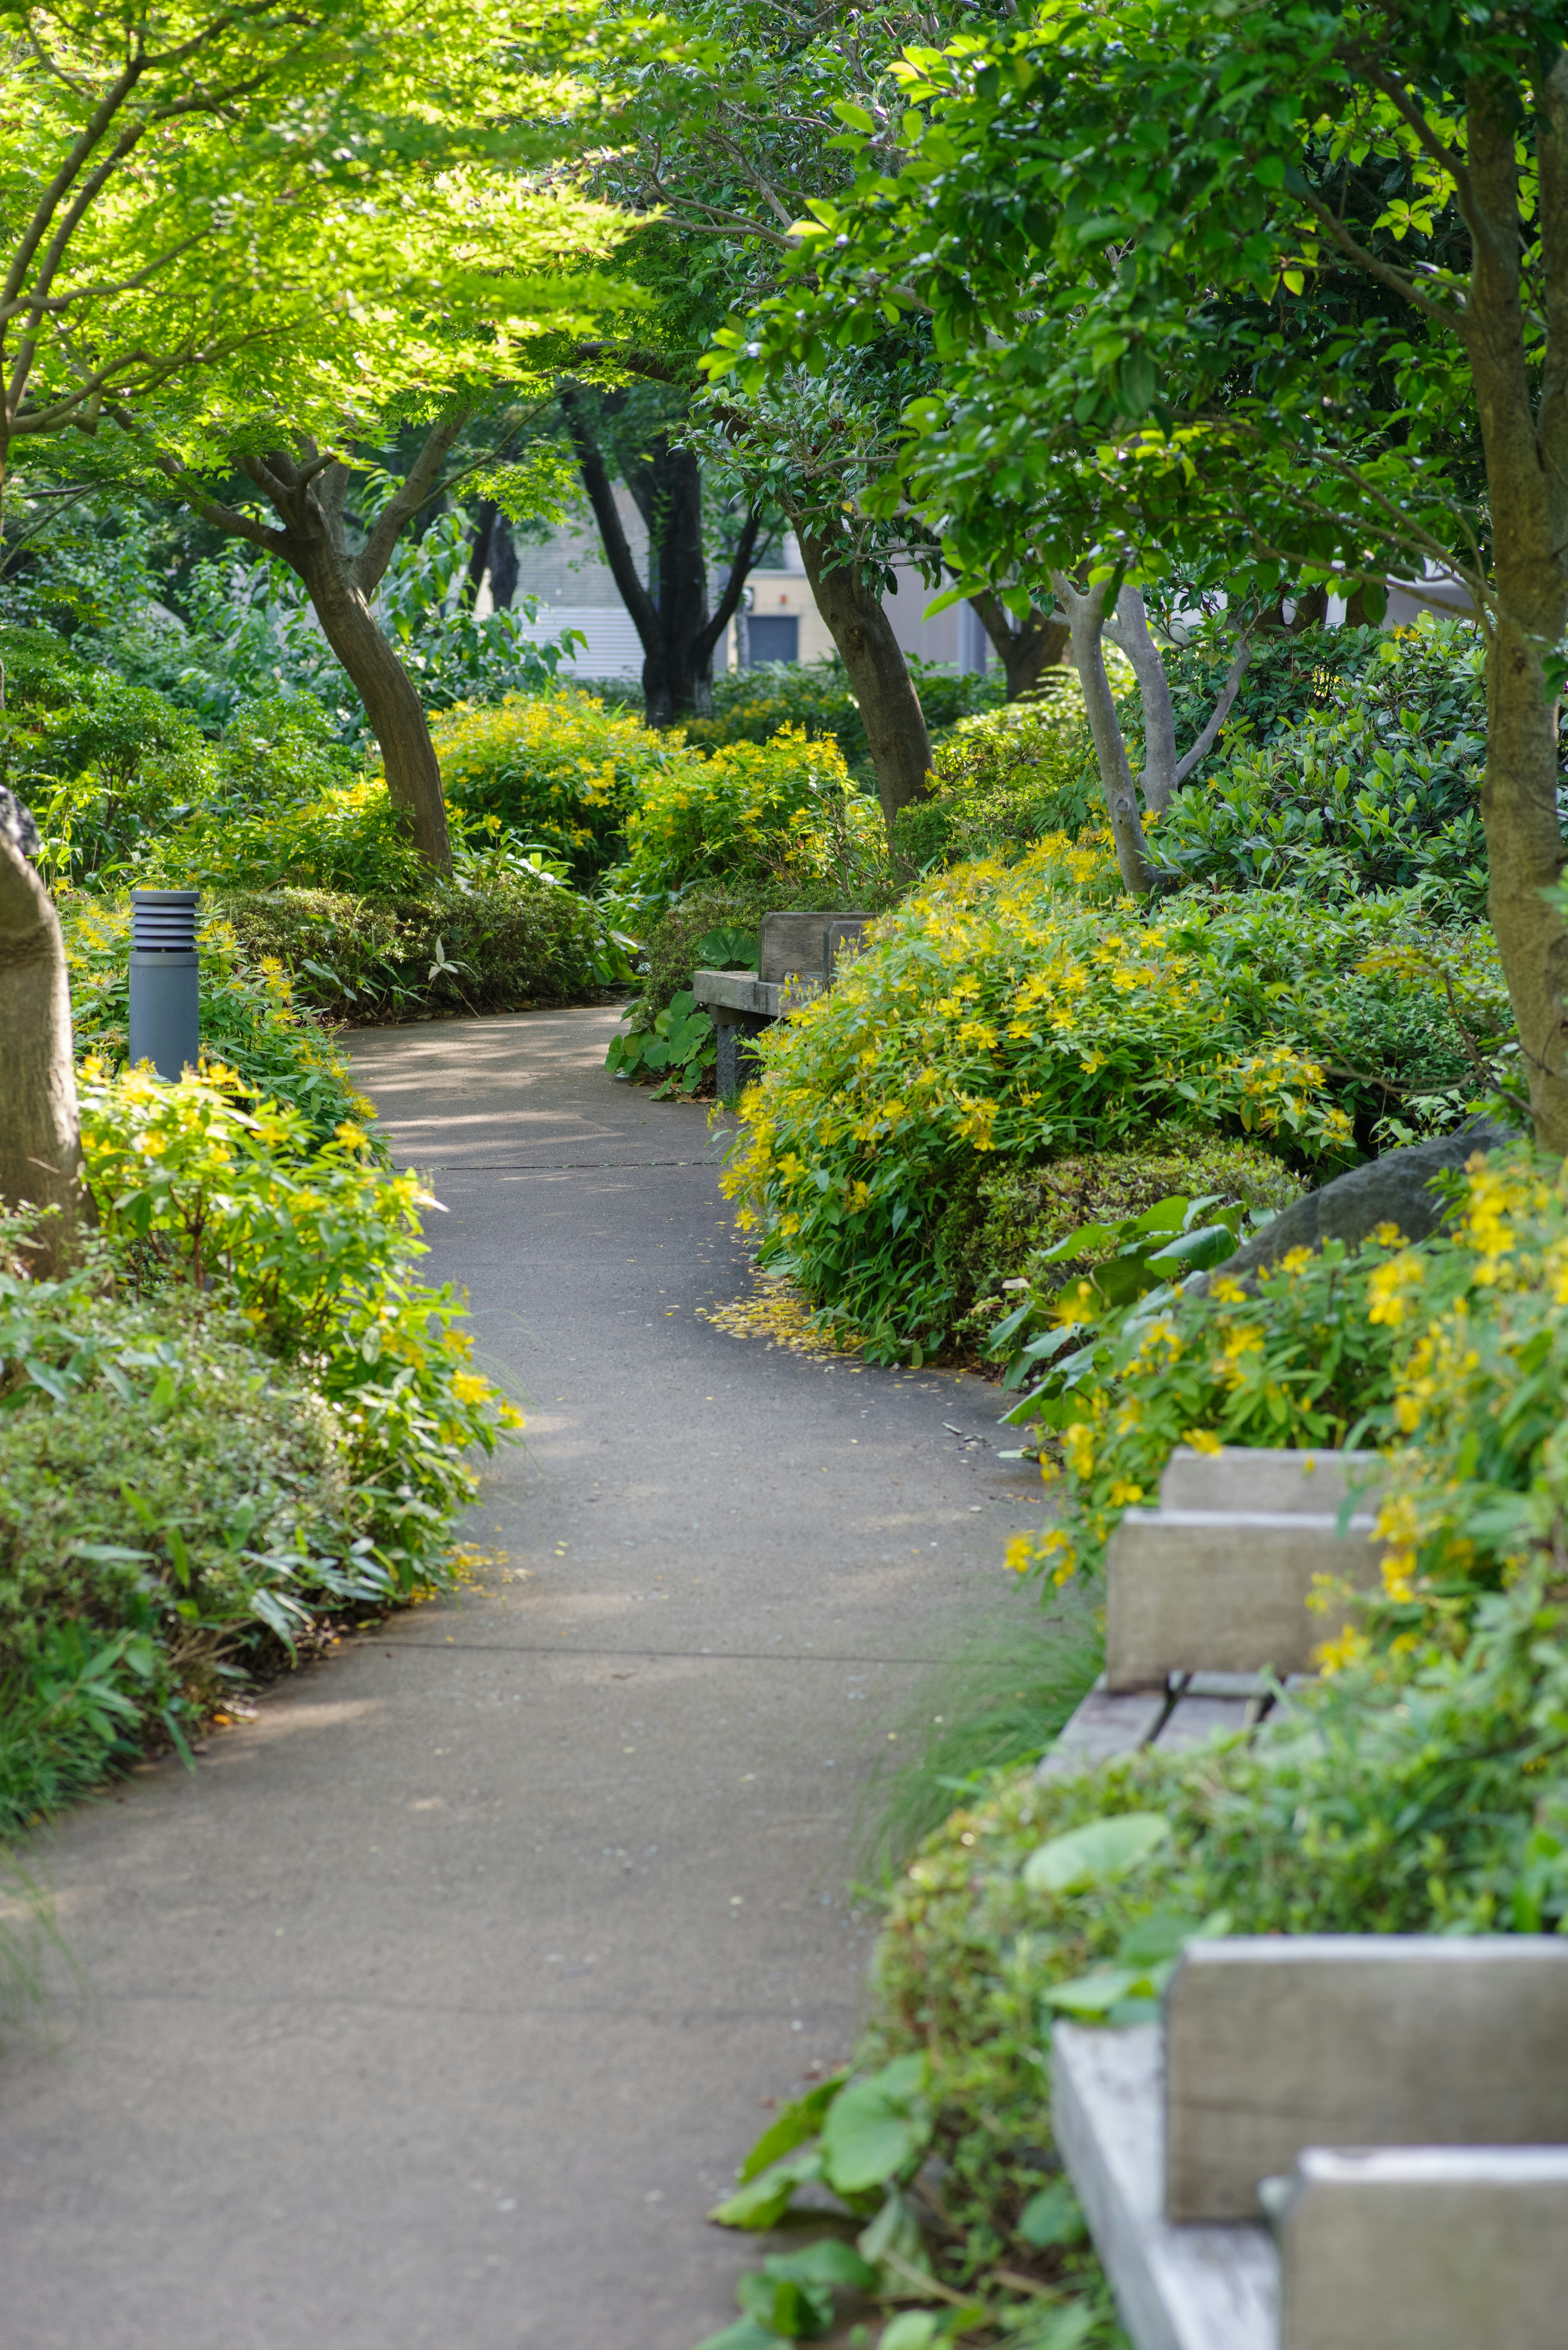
[694, 910, 871, 1097]
[1054, 1941, 1568, 2350]
[1105, 1443, 1388, 1691]
[1033, 1445, 1568, 2348]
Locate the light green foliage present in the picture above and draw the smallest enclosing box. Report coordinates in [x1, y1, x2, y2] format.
[624, 724, 882, 892]
[1007, 1234, 1412, 1590]
[78, 1064, 520, 1587]
[892, 689, 1111, 871]
[62, 894, 369, 1143]
[684, 655, 1000, 782]
[432, 689, 683, 884]
[726, 847, 1508, 1358]
[0, 0, 631, 477]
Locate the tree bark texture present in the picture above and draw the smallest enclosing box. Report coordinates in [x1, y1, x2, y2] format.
[163, 424, 462, 874]
[1462, 61, 1568, 1147]
[968, 590, 1070, 700]
[1105, 586, 1179, 814]
[1104, 588, 1253, 814]
[797, 526, 933, 839]
[1051, 572, 1162, 894]
[559, 389, 758, 727]
[0, 834, 84, 1272]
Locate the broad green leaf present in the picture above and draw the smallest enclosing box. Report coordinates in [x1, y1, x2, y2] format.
[821, 2056, 931, 2192]
[689, 2320, 785, 2350]
[710, 2141, 824, 2230]
[879, 2317, 944, 2350]
[766, 2240, 875, 2289]
[1018, 2180, 1088, 2250]
[738, 2077, 846, 2181]
[1022, 1812, 1171, 1895]
[1040, 1966, 1141, 2015]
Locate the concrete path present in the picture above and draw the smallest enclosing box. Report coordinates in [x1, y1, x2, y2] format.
[1, 1007, 1045, 2350]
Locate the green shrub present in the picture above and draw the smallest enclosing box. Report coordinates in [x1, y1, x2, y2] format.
[623, 723, 883, 892]
[1157, 620, 1489, 917]
[216, 867, 630, 1023]
[891, 686, 1113, 870]
[940, 1127, 1303, 1344]
[726, 846, 1511, 1358]
[684, 653, 1001, 780]
[431, 687, 687, 882]
[79, 1065, 520, 1585]
[0, 1288, 347, 1679]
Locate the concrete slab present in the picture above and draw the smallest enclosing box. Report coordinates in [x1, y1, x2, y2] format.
[0, 1006, 1048, 2350]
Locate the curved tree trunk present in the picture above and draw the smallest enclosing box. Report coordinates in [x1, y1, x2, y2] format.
[1052, 573, 1163, 895]
[796, 526, 932, 838]
[287, 540, 451, 871]
[1105, 585, 1179, 814]
[0, 834, 84, 1273]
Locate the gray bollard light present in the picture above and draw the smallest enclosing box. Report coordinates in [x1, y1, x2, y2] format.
[128, 889, 200, 1080]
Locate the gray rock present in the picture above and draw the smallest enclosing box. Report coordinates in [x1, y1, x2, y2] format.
[1192, 1115, 1521, 1290]
[0, 786, 39, 862]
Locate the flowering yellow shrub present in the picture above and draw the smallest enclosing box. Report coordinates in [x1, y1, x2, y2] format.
[432, 688, 692, 879]
[723, 848, 1490, 1354]
[624, 724, 876, 888]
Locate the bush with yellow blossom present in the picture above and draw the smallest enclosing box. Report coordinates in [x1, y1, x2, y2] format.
[0, 1061, 520, 1828]
[726, 845, 1509, 1358]
[432, 687, 689, 882]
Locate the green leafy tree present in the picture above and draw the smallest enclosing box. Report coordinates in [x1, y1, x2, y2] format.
[728, 0, 1568, 1141]
[0, 0, 630, 872]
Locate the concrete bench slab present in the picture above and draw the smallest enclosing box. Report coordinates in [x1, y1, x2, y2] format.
[1277, 2147, 1568, 2350]
[1052, 2021, 1277, 2350]
[1165, 1938, 1568, 2221]
[1105, 1510, 1382, 1690]
[1158, 1447, 1385, 1517]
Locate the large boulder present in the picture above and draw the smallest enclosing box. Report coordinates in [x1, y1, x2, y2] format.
[1194, 1115, 1523, 1290]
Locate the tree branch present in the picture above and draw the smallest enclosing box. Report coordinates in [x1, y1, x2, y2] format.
[351, 410, 470, 594]
[558, 385, 660, 646]
[1174, 632, 1253, 785]
[695, 505, 764, 665]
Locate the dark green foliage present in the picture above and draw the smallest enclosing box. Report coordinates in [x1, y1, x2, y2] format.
[941, 1128, 1301, 1347]
[685, 654, 1000, 783]
[892, 691, 1109, 870]
[217, 874, 627, 1023]
[1157, 623, 1490, 917]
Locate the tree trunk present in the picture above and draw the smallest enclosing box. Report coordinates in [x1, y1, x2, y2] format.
[1052, 572, 1163, 894]
[163, 426, 463, 876]
[289, 536, 452, 871]
[1464, 61, 1568, 1148]
[560, 390, 758, 728]
[1105, 585, 1178, 814]
[796, 526, 932, 838]
[968, 590, 1070, 700]
[0, 834, 84, 1273]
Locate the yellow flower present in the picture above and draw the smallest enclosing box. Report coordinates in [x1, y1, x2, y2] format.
[1314, 1625, 1371, 1676]
[1280, 1247, 1314, 1275]
[452, 1371, 492, 1406]
[1107, 1478, 1145, 1507]
[1062, 1421, 1097, 1480]
[1183, 1426, 1224, 1455]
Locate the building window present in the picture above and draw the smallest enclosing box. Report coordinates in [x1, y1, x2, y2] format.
[747, 614, 799, 666]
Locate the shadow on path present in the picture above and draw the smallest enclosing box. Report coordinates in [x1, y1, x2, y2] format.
[0, 1006, 1045, 2350]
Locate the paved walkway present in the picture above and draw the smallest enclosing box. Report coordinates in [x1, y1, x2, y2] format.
[1, 1007, 1043, 2350]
